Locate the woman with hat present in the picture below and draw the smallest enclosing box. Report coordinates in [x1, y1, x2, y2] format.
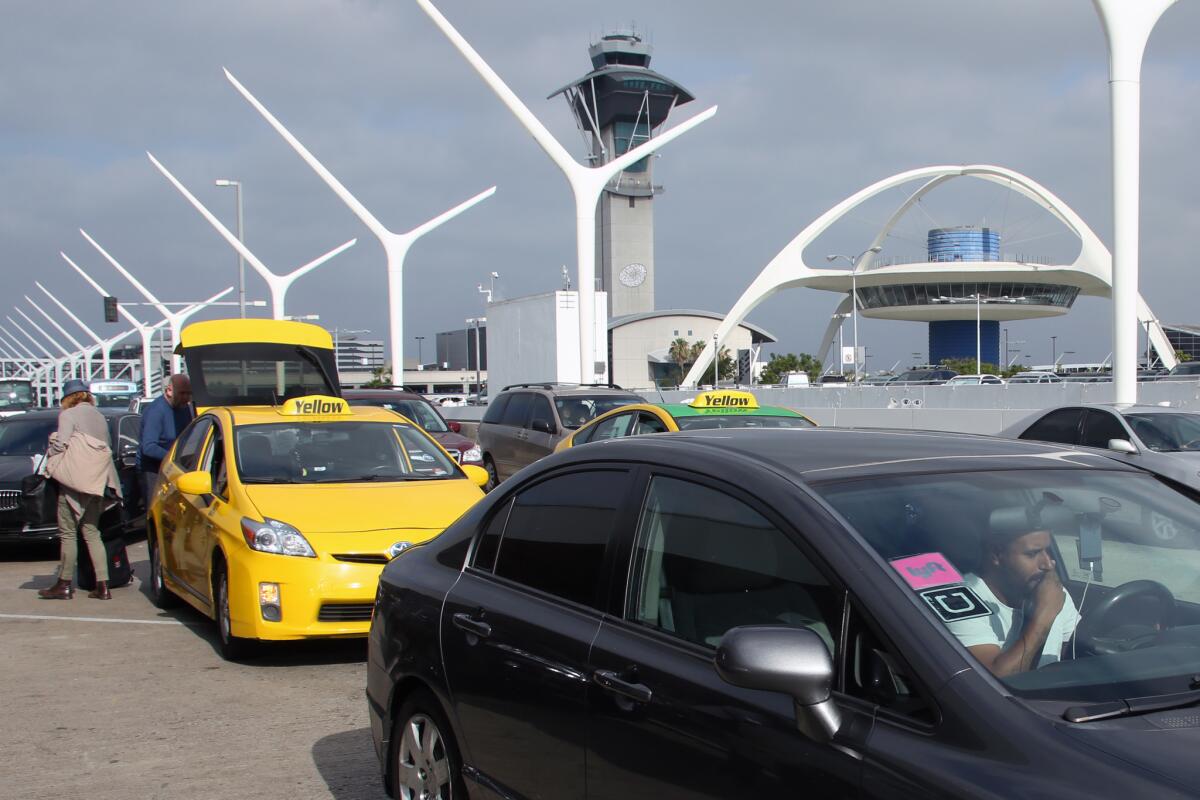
[37, 379, 122, 600]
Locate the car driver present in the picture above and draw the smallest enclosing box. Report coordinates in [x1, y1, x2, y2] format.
[947, 504, 1080, 677]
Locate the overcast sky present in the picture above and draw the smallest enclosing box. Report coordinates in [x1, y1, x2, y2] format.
[3, 0, 1198, 372]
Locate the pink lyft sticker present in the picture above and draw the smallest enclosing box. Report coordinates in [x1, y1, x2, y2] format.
[889, 553, 963, 590]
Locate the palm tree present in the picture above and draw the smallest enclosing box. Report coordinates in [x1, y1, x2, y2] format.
[668, 337, 692, 385]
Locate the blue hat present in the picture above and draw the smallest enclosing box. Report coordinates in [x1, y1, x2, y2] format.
[61, 379, 89, 397]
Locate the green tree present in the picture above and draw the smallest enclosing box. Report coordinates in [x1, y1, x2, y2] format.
[939, 357, 1000, 376]
[1176, 350, 1192, 363]
[759, 352, 823, 384]
[662, 338, 737, 385]
[364, 363, 393, 388]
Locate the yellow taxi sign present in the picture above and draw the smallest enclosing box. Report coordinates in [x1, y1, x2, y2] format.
[279, 395, 350, 416]
[690, 390, 759, 409]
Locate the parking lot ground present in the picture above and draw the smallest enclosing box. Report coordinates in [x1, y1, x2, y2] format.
[1, 540, 388, 800]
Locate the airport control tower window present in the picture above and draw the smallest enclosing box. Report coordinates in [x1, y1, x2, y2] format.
[614, 121, 650, 173]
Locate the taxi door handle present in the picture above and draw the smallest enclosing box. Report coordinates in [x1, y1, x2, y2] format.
[593, 670, 652, 704]
[452, 613, 491, 640]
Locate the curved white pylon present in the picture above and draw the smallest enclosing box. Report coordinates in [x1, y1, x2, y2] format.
[683, 164, 1176, 387]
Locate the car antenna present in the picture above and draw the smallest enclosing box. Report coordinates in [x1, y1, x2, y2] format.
[653, 378, 665, 404]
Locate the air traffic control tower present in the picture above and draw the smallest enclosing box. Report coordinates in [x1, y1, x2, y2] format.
[550, 33, 694, 318]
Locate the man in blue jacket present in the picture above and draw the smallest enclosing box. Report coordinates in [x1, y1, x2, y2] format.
[138, 374, 194, 512]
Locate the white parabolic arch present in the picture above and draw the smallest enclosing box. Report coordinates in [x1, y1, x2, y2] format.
[682, 164, 1175, 387]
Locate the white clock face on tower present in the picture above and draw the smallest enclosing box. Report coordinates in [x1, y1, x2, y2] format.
[618, 262, 647, 288]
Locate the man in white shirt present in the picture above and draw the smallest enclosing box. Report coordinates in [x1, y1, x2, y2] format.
[948, 506, 1080, 677]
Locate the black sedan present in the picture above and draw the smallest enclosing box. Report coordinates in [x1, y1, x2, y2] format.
[368, 428, 1200, 799]
[0, 408, 144, 545]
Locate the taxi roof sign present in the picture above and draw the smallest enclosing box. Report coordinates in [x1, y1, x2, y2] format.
[689, 390, 759, 410]
[279, 395, 351, 416]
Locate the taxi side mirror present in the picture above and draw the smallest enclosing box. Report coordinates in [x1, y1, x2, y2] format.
[461, 464, 489, 488]
[177, 470, 213, 497]
[715, 625, 841, 743]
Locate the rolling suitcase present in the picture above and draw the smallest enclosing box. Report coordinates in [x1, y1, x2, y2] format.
[76, 529, 134, 591]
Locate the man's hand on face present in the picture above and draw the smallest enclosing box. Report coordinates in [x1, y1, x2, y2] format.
[1033, 564, 1065, 621]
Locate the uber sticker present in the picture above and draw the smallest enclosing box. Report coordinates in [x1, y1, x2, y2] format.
[919, 585, 991, 623]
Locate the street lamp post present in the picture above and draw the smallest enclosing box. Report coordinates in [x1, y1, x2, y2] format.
[932, 293, 1025, 375]
[415, 336, 425, 368]
[826, 246, 882, 383]
[465, 317, 486, 396]
[1052, 336, 1058, 367]
[214, 179, 246, 318]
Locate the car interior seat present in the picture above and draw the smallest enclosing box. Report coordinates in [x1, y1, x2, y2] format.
[238, 433, 289, 480]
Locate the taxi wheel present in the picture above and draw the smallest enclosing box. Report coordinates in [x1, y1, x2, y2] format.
[483, 456, 499, 493]
[213, 562, 255, 661]
[147, 533, 179, 609]
[392, 689, 464, 800]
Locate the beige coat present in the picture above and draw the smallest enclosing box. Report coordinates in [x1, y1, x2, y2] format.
[47, 404, 121, 499]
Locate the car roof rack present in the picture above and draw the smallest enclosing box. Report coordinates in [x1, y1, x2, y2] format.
[500, 381, 627, 391]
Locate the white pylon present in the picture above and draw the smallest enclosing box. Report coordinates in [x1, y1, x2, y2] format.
[25, 296, 90, 379]
[146, 152, 357, 321]
[1091, 0, 1179, 404]
[7, 315, 69, 391]
[223, 68, 496, 384]
[35, 281, 134, 380]
[79, 229, 233, 374]
[415, 0, 718, 382]
[14, 308, 79, 381]
[0, 328, 50, 403]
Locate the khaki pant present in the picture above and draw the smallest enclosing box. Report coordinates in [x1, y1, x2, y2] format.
[56, 488, 107, 583]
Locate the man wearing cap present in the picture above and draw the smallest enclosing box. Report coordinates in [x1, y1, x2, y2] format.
[137, 374, 194, 511]
[947, 505, 1080, 677]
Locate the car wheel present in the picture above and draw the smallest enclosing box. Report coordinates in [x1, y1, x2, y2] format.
[214, 560, 254, 661]
[147, 533, 179, 609]
[392, 689, 464, 800]
[483, 456, 499, 493]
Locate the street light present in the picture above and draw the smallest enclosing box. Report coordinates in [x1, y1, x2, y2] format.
[825, 246, 882, 383]
[415, 336, 425, 367]
[1051, 335, 1058, 367]
[465, 317, 486, 396]
[214, 179, 246, 318]
[932, 292, 1024, 375]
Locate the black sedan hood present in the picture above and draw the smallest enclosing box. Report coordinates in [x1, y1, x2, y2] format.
[0, 454, 37, 487]
[1064, 715, 1200, 788]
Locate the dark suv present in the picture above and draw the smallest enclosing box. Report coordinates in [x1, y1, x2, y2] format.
[476, 383, 642, 489]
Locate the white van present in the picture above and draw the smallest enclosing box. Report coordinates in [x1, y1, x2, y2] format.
[89, 380, 140, 409]
[784, 372, 810, 388]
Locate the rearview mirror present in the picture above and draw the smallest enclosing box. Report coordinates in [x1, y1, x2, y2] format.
[1107, 438, 1138, 455]
[715, 626, 841, 742]
[461, 464, 489, 488]
[177, 470, 213, 497]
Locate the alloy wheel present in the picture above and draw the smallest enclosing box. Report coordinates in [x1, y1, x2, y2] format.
[396, 713, 452, 800]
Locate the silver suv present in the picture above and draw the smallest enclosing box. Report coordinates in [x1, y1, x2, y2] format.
[477, 383, 642, 489]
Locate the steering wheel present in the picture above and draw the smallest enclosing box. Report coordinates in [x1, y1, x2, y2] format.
[1075, 579, 1175, 655]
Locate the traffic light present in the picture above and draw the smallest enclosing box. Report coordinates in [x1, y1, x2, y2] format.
[103, 296, 118, 323]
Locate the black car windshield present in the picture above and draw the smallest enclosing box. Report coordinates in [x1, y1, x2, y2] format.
[1124, 413, 1200, 452]
[348, 398, 449, 433]
[0, 419, 56, 456]
[554, 395, 641, 429]
[0, 380, 34, 411]
[234, 421, 459, 484]
[813, 468, 1200, 703]
[674, 415, 815, 431]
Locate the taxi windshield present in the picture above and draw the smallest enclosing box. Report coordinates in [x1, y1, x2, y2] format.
[813, 469, 1200, 703]
[674, 415, 814, 431]
[234, 421, 459, 484]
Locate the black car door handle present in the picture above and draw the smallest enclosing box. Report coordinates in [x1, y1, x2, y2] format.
[452, 613, 492, 639]
[593, 670, 652, 704]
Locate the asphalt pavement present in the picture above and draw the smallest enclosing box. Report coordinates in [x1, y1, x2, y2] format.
[1, 539, 388, 800]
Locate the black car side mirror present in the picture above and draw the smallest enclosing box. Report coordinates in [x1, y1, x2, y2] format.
[715, 625, 841, 743]
[530, 419, 554, 435]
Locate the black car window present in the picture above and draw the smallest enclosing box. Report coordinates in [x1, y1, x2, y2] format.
[204, 425, 229, 499]
[492, 470, 629, 609]
[844, 600, 935, 724]
[636, 412, 670, 435]
[589, 412, 635, 441]
[481, 393, 511, 424]
[528, 395, 554, 431]
[473, 497, 513, 573]
[172, 417, 213, 472]
[0, 419, 56, 456]
[628, 476, 842, 653]
[117, 416, 140, 456]
[499, 393, 533, 428]
[1019, 408, 1083, 445]
[1081, 410, 1129, 449]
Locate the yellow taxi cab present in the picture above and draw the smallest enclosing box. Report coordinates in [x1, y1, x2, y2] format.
[554, 390, 816, 452]
[146, 394, 488, 660]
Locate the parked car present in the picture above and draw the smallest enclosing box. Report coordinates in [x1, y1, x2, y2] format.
[886, 368, 958, 385]
[342, 389, 482, 465]
[476, 382, 643, 489]
[1007, 370, 1063, 384]
[1160, 362, 1200, 380]
[0, 408, 144, 546]
[1001, 403, 1200, 543]
[369, 428, 1200, 799]
[945, 374, 1005, 386]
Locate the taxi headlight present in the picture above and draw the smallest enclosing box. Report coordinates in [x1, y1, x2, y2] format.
[240, 517, 316, 558]
[460, 445, 483, 463]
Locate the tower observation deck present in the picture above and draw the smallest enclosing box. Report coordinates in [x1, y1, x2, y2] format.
[550, 32, 694, 317]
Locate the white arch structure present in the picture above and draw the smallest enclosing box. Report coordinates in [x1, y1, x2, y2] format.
[683, 164, 1176, 387]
